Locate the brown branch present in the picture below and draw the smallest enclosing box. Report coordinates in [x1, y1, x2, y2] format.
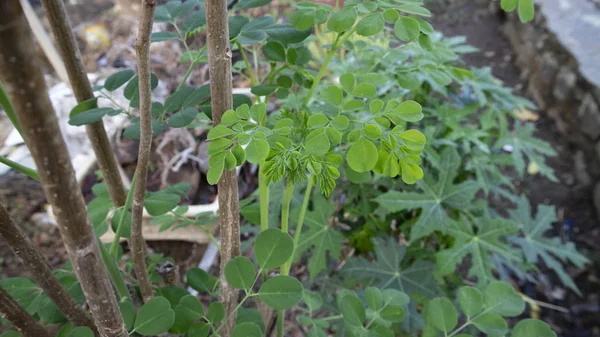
[205, 0, 240, 334]
[0, 287, 50, 337]
[0, 2, 127, 336]
[131, 0, 156, 303]
[40, 0, 127, 207]
[0, 203, 97, 333]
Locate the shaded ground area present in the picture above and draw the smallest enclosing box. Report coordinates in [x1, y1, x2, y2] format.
[428, 1, 600, 336]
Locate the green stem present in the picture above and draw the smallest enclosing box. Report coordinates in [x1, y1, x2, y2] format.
[281, 178, 313, 275]
[236, 42, 257, 85]
[109, 174, 137, 258]
[303, 28, 357, 106]
[178, 60, 196, 90]
[281, 181, 294, 234]
[259, 164, 270, 232]
[0, 80, 22, 137]
[277, 310, 284, 337]
[0, 155, 39, 181]
[98, 239, 130, 300]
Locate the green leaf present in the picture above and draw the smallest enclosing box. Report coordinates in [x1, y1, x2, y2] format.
[436, 217, 519, 285]
[352, 83, 376, 98]
[151, 31, 179, 42]
[295, 193, 344, 279]
[167, 107, 198, 128]
[255, 228, 294, 269]
[120, 300, 136, 331]
[308, 114, 330, 128]
[327, 7, 357, 33]
[321, 86, 343, 105]
[356, 13, 384, 36]
[182, 10, 206, 33]
[375, 147, 478, 240]
[65, 327, 94, 337]
[207, 157, 224, 185]
[363, 124, 382, 140]
[331, 115, 349, 130]
[383, 9, 399, 23]
[251, 84, 278, 96]
[258, 275, 303, 310]
[207, 125, 235, 140]
[104, 70, 135, 91]
[340, 294, 365, 326]
[305, 131, 330, 155]
[69, 107, 120, 126]
[232, 322, 263, 337]
[398, 4, 431, 17]
[425, 298, 457, 333]
[484, 281, 525, 317]
[206, 302, 225, 323]
[302, 290, 323, 311]
[145, 192, 180, 216]
[263, 41, 286, 62]
[290, 8, 315, 30]
[518, 0, 534, 22]
[457, 287, 483, 317]
[186, 268, 216, 293]
[237, 17, 273, 44]
[246, 139, 270, 164]
[225, 256, 256, 290]
[340, 73, 355, 91]
[266, 24, 312, 44]
[0, 331, 22, 337]
[235, 0, 272, 10]
[347, 137, 378, 172]
[133, 297, 175, 336]
[472, 313, 507, 336]
[188, 322, 210, 337]
[511, 319, 556, 337]
[365, 287, 383, 311]
[343, 237, 440, 299]
[508, 196, 588, 294]
[69, 97, 98, 117]
[170, 295, 204, 333]
[500, 0, 518, 12]
[394, 17, 420, 41]
[229, 16, 250, 39]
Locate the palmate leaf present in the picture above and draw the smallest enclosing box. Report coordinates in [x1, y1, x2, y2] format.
[508, 196, 589, 295]
[375, 147, 479, 240]
[495, 123, 557, 182]
[436, 217, 520, 286]
[295, 194, 344, 280]
[342, 237, 440, 331]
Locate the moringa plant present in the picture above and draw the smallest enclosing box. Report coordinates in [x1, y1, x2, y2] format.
[0, 0, 581, 337]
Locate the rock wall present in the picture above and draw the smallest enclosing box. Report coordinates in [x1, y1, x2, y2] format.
[501, 0, 600, 219]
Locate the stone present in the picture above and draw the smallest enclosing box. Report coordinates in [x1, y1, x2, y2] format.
[553, 67, 578, 102]
[594, 182, 600, 220]
[578, 93, 600, 139]
[540, 52, 559, 85]
[574, 150, 592, 187]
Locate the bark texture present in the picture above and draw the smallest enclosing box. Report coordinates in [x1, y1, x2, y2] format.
[131, 0, 156, 303]
[0, 287, 49, 337]
[0, 203, 97, 332]
[205, 0, 240, 334]
[41, 0, 127, 208]
[0, 2, 127, 336]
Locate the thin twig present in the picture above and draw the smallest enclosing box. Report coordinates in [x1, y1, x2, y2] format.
[0, 287, 50, 337]
[0, 203, 97, 333]
[0, 2, 127, 336]
[205, 0, 240, 333]
[41, 0, 127, 207]
[132, 0, 156, 303]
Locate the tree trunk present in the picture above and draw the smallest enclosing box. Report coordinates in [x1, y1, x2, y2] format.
[0, 287, 50, 337]
[205, 0, 240, 334]
[41, 0, 127, 208]
[131, 0, 156, 303]
[0, 202, 97, 333]
[0, 1, 127, 336]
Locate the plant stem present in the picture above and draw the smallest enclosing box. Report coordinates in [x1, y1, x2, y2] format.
[206, 0, 241, 334]
[281, 181, 294, 234]
[0, 155, 40, 181]
[41, 0, 127, 207]
[0, 2, 127, 335]
[178, 60, 196, 90]
[110, 174, 137, 258]
[0, 80, 22, 136]
[277, 310, 285, 337]
[0, 287, 50, 337]
[236, 42, 257, 85]
[132, 0, 156, 303]
[259, 166, 270, 232]
[281, 178, 313, 275]
[0, 202, 97, 333]
[98, 239, 130, 300]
